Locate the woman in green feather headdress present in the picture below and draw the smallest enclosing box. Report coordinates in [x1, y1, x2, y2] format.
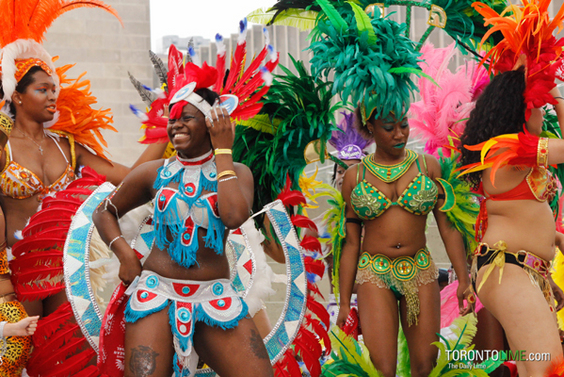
[307, 1, 473, 375]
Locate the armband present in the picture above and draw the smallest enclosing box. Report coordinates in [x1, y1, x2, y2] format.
[435, 178, 456, 212]
[537, 137, 548, 169]
[346, 218, 363, 226]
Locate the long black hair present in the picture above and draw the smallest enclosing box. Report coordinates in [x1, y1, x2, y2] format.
[459, 69, 527, 188]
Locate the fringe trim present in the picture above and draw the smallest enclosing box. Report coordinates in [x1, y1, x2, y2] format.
[124, 298, 170, 324]
[356, 260, 439, 326]
[153, 165, 223, 268]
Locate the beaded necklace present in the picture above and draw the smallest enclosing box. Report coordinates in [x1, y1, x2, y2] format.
[362, 149, 417, 183]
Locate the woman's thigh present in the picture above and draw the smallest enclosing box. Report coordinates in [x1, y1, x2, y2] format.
[400, 279, 439, 377]
[476, 263, 562, 377]
[356, 282, 400, 376]
[193, 316, 273, 377]
[124, 307, 174, 377]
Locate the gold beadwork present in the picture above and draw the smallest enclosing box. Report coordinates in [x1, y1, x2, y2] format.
[0, 112, 13, 137]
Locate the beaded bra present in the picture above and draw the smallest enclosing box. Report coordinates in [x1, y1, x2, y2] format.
[153, 150, 223, 268]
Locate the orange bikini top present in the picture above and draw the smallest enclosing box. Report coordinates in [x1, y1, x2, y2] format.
[475, 166, 557, 241]
[0, 135, 76, 200]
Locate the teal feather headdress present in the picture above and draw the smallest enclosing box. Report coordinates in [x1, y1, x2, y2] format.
[309, 0, 423, 123]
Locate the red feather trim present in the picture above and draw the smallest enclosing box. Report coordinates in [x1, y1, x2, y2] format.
[224, 41, 247, 93]
[307, 281, 324, 299]
[28, 336, 89, 375]
[38, 348, 97, 377]
[305, 314, 331, 355]
[32, 302, 74, 346]
[265, 53, 280, 72]
[274, 351, 302, 377]
[294, 331, 321, 377]
[300, 236, 321, 253]
[214, 52, 226, 93]
[307, 296, 330, 329]
[230, 102, 264, 121]
[73, 365, 101, 377]
[233, 47, 268, 93]
[291, 215, 318, 231]
[304, 257, 325, 279]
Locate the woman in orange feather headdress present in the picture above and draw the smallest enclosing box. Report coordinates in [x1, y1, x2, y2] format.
[0, 1, 167, 376]
[458, 1, 564, 375]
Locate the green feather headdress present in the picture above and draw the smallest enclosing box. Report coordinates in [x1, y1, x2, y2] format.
[233, 55, 341, 215]
[309, 0, 422, 123]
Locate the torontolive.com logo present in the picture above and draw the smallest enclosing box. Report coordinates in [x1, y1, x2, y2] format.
[446, 350, 551, 366]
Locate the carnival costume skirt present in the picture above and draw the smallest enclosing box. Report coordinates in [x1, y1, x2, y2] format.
[125, 270, 249, 377]
[356, 248, 438, 326]
[9, 167, 106, 377]
[472, 241, 553, 310]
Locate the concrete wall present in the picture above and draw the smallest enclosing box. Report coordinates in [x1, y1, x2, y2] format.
[43, 0, 153, 166]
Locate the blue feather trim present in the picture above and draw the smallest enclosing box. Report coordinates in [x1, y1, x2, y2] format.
[153, 161, 223, 268]
[124, 297, 170, 323]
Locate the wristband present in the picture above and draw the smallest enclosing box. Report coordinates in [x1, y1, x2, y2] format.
[219, 176, 238, 183]
[214, 148, 232, 155]
[108, 235, 124, 250]
[217, 170, 236, 179]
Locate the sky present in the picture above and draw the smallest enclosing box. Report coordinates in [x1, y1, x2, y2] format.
[149, 0, 269, 53]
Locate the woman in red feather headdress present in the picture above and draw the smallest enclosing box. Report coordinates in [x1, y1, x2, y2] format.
[93, 27, 276, 375]
[0, 1, 167, 375]
[458, 1, 564, 375]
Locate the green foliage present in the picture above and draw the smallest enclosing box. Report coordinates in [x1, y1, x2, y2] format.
[233, 55, 341, 214]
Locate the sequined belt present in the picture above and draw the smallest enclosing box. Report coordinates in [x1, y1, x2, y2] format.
[358, 248, 432, 282]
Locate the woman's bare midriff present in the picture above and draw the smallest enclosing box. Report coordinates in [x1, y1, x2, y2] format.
[1, 194, 46, 247]
[361, 206, 428, 259]
[142, 228, 231, 281]
[482, 199, 555, 261]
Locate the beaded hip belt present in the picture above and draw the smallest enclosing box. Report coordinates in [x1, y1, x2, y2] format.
[358, 248, 432, 282]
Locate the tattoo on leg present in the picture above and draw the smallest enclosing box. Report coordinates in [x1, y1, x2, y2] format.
[129, 345, 159, 376]
[249, 328, 269, 360]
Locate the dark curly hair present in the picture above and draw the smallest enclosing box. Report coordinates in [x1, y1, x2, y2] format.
[459, 69, 526, 188]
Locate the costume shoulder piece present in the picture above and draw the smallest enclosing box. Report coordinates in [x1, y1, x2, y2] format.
[458, 129, 548, 185]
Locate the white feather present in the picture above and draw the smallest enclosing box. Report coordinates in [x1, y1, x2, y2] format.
[1, 40, 59, 101]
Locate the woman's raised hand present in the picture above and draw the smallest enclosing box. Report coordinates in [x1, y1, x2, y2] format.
[205, 103, 236, 150]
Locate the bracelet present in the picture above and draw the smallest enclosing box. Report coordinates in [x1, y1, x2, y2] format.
[217, 170, 236, 179]
[219, 176, 238, 183]
[0, 321, 6, 339]
[108, 235, 124, 250]
[214, 148, 232, 155]
[555, 96, 564, 100]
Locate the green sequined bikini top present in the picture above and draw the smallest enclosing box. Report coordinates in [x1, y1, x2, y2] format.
[351, 151, 438, 220]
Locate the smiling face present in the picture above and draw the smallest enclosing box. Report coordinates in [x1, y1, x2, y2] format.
[167, 103, 211, 158]
[13, 70, 57, 123]
[368, 113, 409, 157]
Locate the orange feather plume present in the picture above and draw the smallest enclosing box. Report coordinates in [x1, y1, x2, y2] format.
[48, 64, 116, 160]
[0, 0, 122, 46]
[473, 0, 564, 118]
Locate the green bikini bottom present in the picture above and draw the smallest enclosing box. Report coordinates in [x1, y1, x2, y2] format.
[356, 248, 439, 326]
